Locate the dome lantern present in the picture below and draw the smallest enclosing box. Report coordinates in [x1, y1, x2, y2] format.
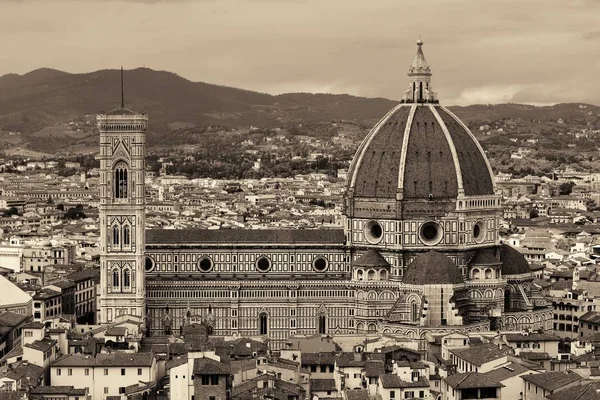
[403, 39, 438, 104]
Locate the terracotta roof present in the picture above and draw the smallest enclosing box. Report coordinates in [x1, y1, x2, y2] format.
[0, 311, 30, 327]
[580, 311, 600, 324]
[364, 360, 385, 377]
[30, 386, 87, 395]
[505, 333, 561, 342]
[3, 361, 45, 386]
[444, 372, 503, 389]
[193, 358, 230, 375]
[521, 371, 582, 391]
[500, 244, 531, 275]
[301, 352, 336, 365]
[352, 249, 390, 268]
[482, 363, 531, 381]
[66, 269, 100, 283]
[146, 228, 345, 245]
[519, 351, 551, 361]
[547, 381, 600, 400]
[449, 344, 512, 366]
[404, 251, 463, 285]
[52, 353, 154, 367]
[380, 374, 429, 389]
[345, 389, 369, 400]
[106, 327, 127, 336]
[310, 379, 336, 392]
[24, 339, 56, 353]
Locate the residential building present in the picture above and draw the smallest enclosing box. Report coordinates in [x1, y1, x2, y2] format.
[50, 353, 157, 400]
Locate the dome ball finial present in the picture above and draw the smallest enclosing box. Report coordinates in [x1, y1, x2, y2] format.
[417, 37, 423, 46]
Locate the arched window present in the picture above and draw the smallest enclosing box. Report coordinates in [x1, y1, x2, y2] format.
[380, 270, 387, 281]
[123, 226, 130, 246]
[485, 269, 493, 279]
[472, 269, 480, 280]
[318, 315, 326, 334]
[112, 269, 120, 288]
[114, 163, 129, 199]
[123, 269, 131, 288]
[259, 313, 268, 335]
[357, 270, 364, 281]
[113, 226, 120, 246]
[367, 270, 375, 281]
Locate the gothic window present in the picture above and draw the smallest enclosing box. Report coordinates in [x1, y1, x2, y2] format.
[114, 162, 129, 199]
[113, 226, 120, 246]
[318, 315, 326, 334]
[259, 312, 268, 335]
[411, 301, 419, 322]
[123, 225, 130, 246]
[123, 268, 131, 288]
[112, 269, 120, 288]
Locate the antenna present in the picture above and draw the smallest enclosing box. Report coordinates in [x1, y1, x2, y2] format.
[120, 66, 125, 109]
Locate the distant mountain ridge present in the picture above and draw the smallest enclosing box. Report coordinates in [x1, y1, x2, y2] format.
[0, 67, 598, 152]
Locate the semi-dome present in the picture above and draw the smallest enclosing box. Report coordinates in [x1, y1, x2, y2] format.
[499, 244, 531, 275]
[353, 249, 390, 268]
[345, 40, 495, 219]
[403, 250, 464, 285]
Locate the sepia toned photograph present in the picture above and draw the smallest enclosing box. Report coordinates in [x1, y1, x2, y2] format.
[0, 1, 599, 399]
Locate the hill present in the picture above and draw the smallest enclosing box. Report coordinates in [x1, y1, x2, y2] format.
[0, 67, 598, 154]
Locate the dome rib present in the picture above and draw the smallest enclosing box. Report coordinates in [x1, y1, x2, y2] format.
[440, 106, 496, 194]
[401, 106, 459, 199]
[428, 105, 464, 196]
[352, 105, 413, 198]
[396, 104, 417, 198]
[348, 104, 405, 190]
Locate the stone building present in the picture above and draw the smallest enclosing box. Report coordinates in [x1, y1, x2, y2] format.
[98, 41, 553, 350]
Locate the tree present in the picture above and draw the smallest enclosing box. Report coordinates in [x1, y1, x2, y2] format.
[3, 207, 19, 217]
[64, 207, 86, 220]
[559, 181, 576, 195]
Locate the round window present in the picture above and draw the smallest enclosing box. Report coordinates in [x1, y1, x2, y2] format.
[313, 256, 329, 272]
[473, 220, 486, 243]
[419, 221, 443, 245]
[197, 256, 213, 272]
[256, 256, 272, 272]
[144, 256, 155, 272]
[364, 220, 383, 244]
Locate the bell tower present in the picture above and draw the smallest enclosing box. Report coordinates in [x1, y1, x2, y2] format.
[97, 68, 148, 324]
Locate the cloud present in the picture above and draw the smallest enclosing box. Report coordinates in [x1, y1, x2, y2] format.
[0, 0, 599, 106]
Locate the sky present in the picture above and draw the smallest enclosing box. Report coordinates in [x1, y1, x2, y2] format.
[1, 0, 599, 106]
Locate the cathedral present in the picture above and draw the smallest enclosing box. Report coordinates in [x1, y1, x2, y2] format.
[98, 41, 552, 350]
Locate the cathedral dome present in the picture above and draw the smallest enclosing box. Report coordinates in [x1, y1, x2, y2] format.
[345, 41, 495, 219]
[499, 244, 531, 275]
[403, 250, 463, 285]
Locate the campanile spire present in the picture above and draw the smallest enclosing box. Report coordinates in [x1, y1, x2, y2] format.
[402, 39, 438, 103]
